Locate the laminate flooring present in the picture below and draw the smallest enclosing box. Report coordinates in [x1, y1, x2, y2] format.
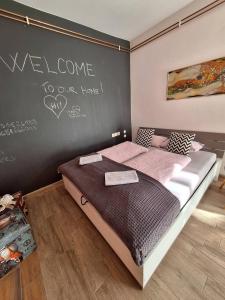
[1, 179, 225, 300]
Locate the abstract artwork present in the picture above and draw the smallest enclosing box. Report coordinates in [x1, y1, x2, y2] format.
[167, 57, 225, 100]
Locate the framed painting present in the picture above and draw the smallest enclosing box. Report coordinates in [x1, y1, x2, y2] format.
[167, 57, 225, 100]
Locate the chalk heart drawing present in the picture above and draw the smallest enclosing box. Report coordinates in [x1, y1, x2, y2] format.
[44, 94, 67, 119]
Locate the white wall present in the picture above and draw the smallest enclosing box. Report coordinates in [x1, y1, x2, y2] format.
[131, 1, 225, 139]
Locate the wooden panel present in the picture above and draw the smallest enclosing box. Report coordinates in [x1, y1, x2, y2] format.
[141, 127, 225, 158]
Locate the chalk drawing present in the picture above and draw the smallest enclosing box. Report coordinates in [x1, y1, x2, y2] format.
[44, 94, 67, 119]
[0, 151, 16, 164]
[0, 119, 38, 137]
[67, 105, 86, 119]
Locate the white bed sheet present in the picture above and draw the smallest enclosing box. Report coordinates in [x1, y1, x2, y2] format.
[165, 150, 216, 209]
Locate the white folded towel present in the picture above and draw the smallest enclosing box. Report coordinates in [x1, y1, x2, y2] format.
[105, 170, 139, 186]
[79, 153, 102, 165]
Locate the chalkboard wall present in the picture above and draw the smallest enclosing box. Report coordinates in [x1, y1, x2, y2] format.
[0, 1, 131, 195]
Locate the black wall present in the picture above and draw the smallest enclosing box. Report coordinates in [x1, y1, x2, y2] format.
[0, 1, 131, 195]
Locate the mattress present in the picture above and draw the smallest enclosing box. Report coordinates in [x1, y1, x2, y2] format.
[165, 150, 217, 208]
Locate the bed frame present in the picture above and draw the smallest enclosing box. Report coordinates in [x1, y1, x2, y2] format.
[62, 128, 225, 288]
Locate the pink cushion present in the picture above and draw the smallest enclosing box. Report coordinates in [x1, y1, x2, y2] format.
[98, 141, 148, 163]
[160, 138, 169, 148]
[190, 141, 204, 152]
[151, 135, 168, 148]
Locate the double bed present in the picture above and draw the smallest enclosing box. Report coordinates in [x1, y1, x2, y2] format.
[58, 128, 224, 288]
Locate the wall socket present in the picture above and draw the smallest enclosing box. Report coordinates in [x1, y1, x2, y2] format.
[112, 131, 121, 137]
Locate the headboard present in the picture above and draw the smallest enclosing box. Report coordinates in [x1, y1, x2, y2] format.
[140, 127, 225, 158]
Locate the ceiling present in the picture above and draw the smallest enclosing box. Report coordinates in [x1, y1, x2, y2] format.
[16, 0, 194, 40]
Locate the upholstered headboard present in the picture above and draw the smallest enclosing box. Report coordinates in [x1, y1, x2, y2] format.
[140, 127, 225, 158]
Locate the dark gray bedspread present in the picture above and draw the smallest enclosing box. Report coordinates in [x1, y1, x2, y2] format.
[58, 156, 180, 266]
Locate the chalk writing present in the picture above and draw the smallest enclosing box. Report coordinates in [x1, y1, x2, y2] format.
[41, 81, 78, 95]
[43, 94, 67, 119]
[0, 119, 38, 137]
[41, 80, 103, 119]
[0, 151, 16, 164]
[67, 106, 87, 119]
[81, 81, 104, 96]
[41, 81, 103, 97]
[0, 52, 96, 77]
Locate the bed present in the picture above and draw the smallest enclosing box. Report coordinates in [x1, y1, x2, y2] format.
[59, 128, 224, 288]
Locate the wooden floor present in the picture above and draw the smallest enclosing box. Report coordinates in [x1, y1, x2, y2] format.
[0, 179, 225, 300]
